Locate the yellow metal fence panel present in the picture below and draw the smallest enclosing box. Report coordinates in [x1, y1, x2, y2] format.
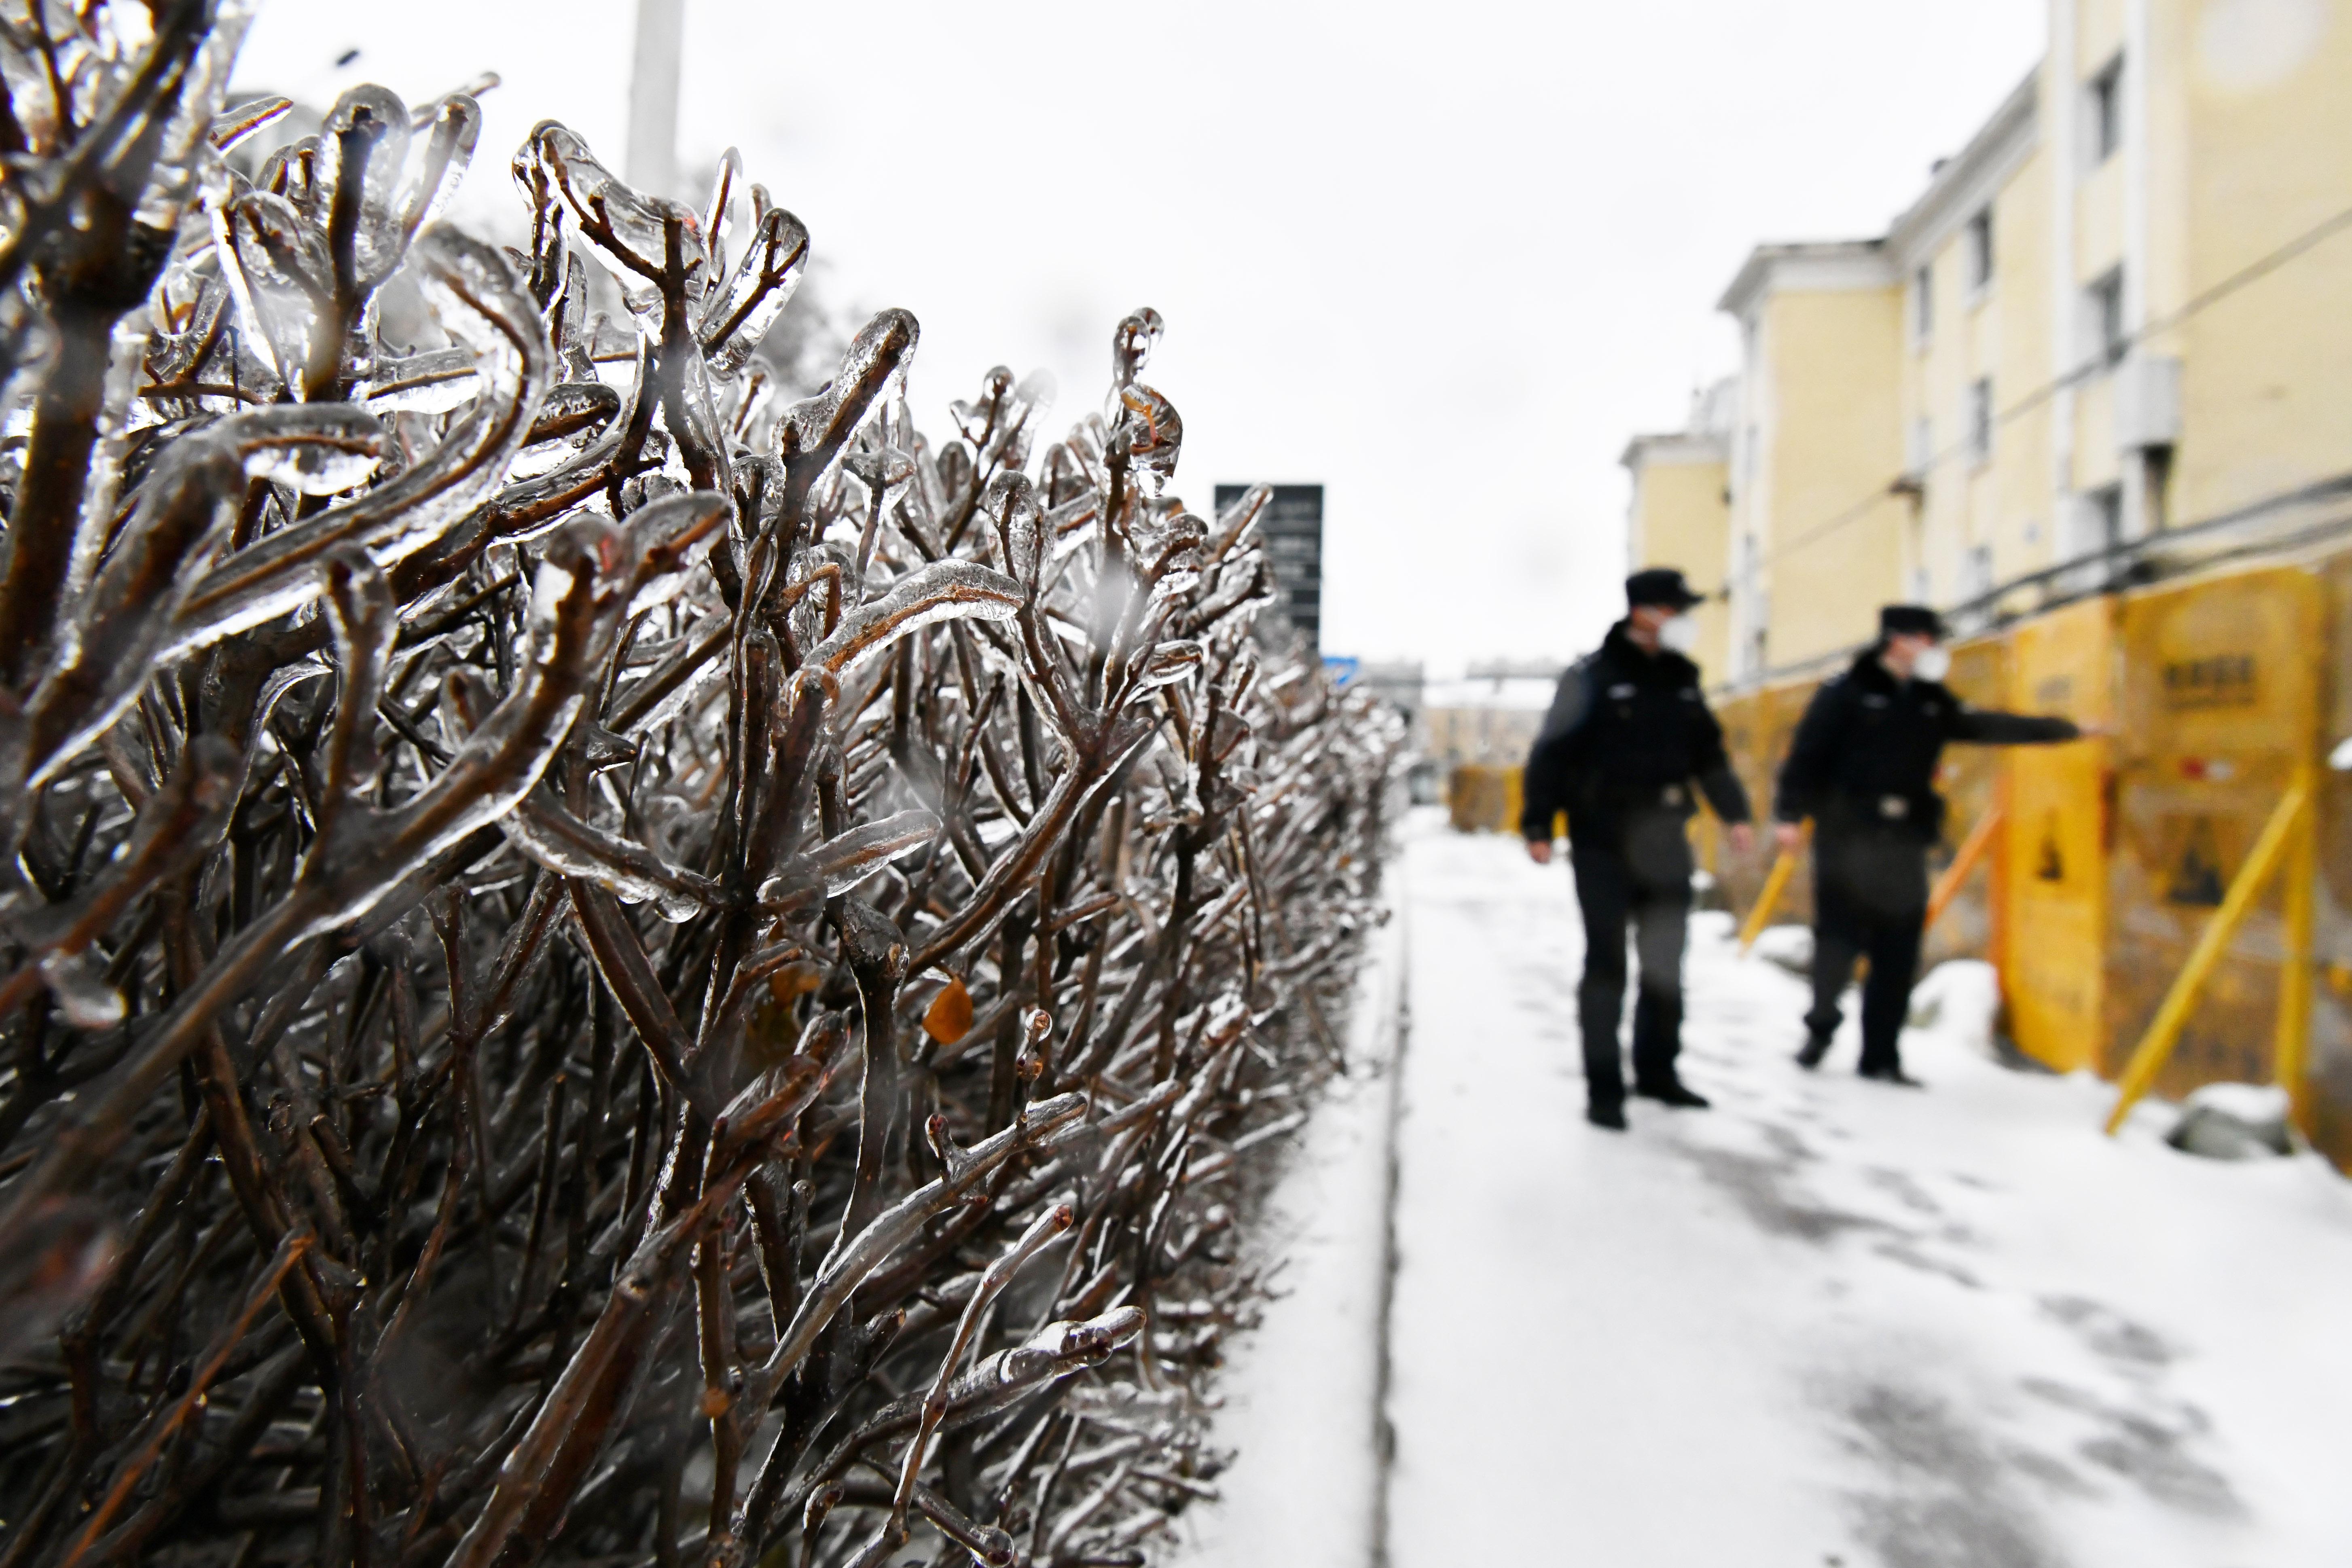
[1760, 679, 1820, 926]
[2306, 547, 2352, 1158]
[1926, 635, 2011, 967]
[1713, 690, 1769, 912]
[1447, 765, 1526, 835]
[2003, 596, 2115, 1073]
[2106, 565, 2322, 1094]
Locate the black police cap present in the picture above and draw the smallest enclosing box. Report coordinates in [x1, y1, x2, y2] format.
[1879, 604, 1946, 639]
[1626, 568, 1704, 611]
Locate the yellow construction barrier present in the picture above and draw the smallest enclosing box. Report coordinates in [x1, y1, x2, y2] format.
[1447, 764, 1529, 836]
[1708, 561, 2352, 1165]
[1738, 843, 1801, 954]
[2002, 597, 2114, 1073]
[1926, 635, 2012, 966]
[1738, 804, 1998, 957]
[2106, 565, 2322, 1095]
[1715, 680, 1819, 922]
[1926, 805, 2005, 932]
[2105, 764, 2317, 1134]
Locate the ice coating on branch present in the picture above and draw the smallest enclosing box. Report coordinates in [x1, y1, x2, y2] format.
[1114, 381, 1184, 497]
[401, 92, 483, 239]
[954, 367, 1014, 447]
[843, 444, 916, 513]
[497, 796, 716, 922]
[1133, 506, 1206, 596]
[133, 0, 258, 229]
[1111, 307, 1162, 389]
[21, 405, 397, 789]
[779, 308, 920, 476]
[318, 85, 416, 290]
[701, 203, 809, 377]
[703, 146, 742, 271]
[518, 122, 708, 333]
[980, 472, 1044, 590]
[166, 226, 554, 654]
[40, 949, 126, 1030]
[210, 94, 291, 152]
[357, 347, 483, 413]
[805, 559, 1023, 675]
[217, 190, 332, 389]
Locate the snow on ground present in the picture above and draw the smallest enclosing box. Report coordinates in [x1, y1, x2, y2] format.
[1183, 810, 2352, 1568]
[1164, 877, 1402, 1568]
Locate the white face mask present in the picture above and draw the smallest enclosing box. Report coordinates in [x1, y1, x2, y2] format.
[1658, 613, 1700, 654]
[1912, 643, 1952, 682]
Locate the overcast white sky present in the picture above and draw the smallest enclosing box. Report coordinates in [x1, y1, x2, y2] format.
[235, 1, 2044, 673]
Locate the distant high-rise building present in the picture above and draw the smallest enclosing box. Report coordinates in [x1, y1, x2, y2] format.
[1216, 483, 1322, 649]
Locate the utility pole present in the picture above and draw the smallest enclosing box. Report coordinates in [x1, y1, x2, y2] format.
[625, 0, 685, 200]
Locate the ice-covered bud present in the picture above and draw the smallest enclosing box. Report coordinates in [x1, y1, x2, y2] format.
[317, 85, 413, 288]
[1111, 307, 1163, 387]
[1114, 381, 1183, 496]
[954, 367, 1015, 447]
[979, 472, 1043, 590]
[1131, 639, 1204, 694]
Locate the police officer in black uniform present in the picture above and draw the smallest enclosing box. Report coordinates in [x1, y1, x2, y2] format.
[1773, 605, 2092, 1084]
[1522, 568, 1754, 1130]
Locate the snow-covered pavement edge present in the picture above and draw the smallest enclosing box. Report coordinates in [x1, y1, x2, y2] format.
[1163, 878, 1407, 1568]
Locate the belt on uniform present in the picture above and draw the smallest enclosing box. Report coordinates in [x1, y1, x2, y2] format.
[1602, 783, 1689, 812]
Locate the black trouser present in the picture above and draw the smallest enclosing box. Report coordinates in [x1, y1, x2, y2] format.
[1807, 825, 1930, 1072]
[1570, 810, 1693, 1107]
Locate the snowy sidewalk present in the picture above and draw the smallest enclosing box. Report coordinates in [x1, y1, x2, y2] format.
[1387, 817, 2352, 1568]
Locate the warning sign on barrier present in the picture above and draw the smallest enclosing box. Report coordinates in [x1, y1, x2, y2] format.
[2107, 565, 2321, 1091]
[2003, 597, 2114, 1073]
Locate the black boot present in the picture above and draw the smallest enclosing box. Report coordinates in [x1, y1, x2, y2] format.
[1794, 1034, 1832, 1070]
[1634, 1080, 1711, 1109]
[1586, 1100, 1628, 1131]
[1858, 1062, 1925, 1089]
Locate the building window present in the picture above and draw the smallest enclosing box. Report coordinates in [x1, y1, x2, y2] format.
[1966, 207, 1994, 291]
[1906, 415, 1933, 476]
[2088, 484, 2124, 551]
[1912, 264, 1933, 344]
[2086, 267, 2126, 365]
[1968, 377, 1993, 462]
[2089, 55, 2124, 165]
[1966, 544, 1994, 598]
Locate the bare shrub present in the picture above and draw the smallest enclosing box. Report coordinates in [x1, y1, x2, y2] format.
[0, 6, 1397, 1566]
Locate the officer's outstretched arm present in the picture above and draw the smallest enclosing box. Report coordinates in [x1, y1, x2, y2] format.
[1945, 704, 2081, 745]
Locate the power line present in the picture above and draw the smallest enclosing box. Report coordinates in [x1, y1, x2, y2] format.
[1757, 196, 2352, 569]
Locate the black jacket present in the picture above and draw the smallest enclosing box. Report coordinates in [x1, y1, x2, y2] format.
[1773, 649, 2079, 840]
[1519, 622, 1751, 842]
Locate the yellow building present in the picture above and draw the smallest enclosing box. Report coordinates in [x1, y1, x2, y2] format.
[1675, 0, 2352, 678]
[1717, 243, 1910, 675]
[1623, 380, 1735, 676]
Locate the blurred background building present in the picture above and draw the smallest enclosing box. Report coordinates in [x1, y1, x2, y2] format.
[1622, 378, 1738, 674]
[1217, 483, 1326, 652]
[1422, 662, 1559, 770]
[1628, 0, 2352, 683]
